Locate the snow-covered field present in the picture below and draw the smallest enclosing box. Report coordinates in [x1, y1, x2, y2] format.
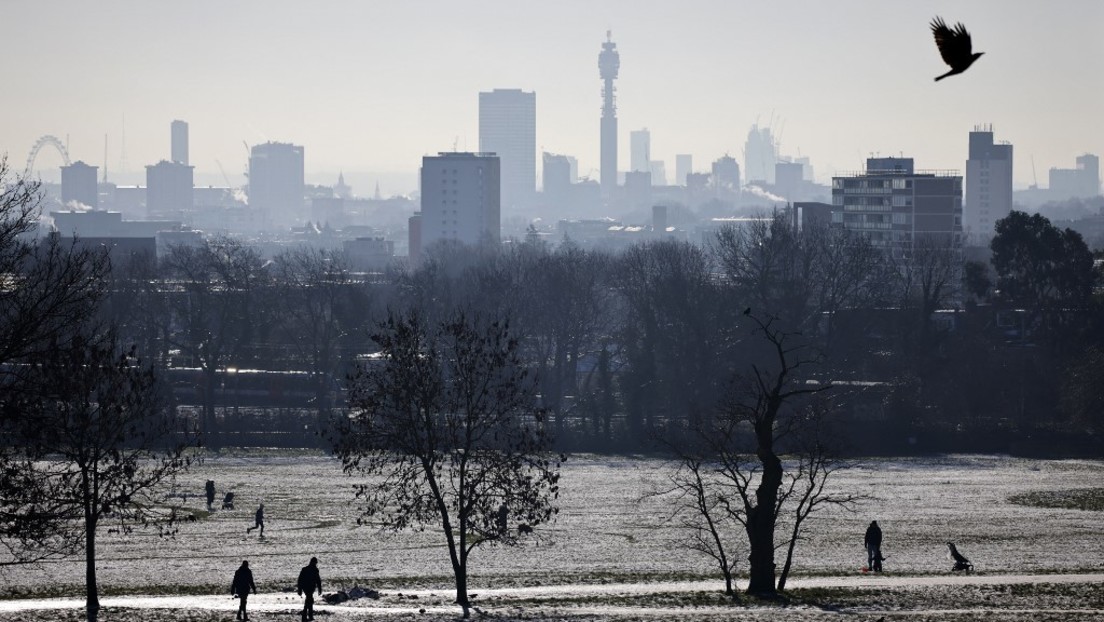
[1, 452, 1102, 620]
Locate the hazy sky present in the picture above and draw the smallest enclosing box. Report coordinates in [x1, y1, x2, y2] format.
[3, 0, 1102, 194]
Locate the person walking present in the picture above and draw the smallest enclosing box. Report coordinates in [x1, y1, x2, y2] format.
[864, 520, 883, 572]
[296, 557, 322, 622]
[230, 560, 257, 621]
[246, 503, 265, 536]
[205, 480, 216, 511]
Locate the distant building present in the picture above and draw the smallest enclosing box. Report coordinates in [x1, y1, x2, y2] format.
[630, 129, 651, 173]
[1049, 154, 1101, 200]
[542, 152, 573, 205]
[146, 160, 194, 217]
[775, 161, 804, 203]
[408, 212, 423, 263]
[745, 124, 779, 184]
[248, 142, 305, 229]
[964, 125, 1013, 240]
[831, 157, 962, 249]
[792, 201, 834, 230]
[624, 170, 652, 208]
[599, 31, 620, 201]
[419, 152, 501, 250]
[712, 155, 741, 191]
[171, 120, 189, 165]
[649, 160, 667, 186]
[343, 237, 394, 271]
[61, 161, 98, 209]
[479, 88, 536, 210]
[334, 173, 352, 200]
[675, 154, 692, 186]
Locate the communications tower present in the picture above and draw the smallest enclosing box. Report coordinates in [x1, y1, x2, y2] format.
[599, 30, 620, 201]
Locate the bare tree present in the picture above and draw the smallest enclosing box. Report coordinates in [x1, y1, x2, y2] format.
[271, 247, 373, 418]
[718, 312, 829, 596]
[334, 309, 562, 618]
[161, 237, 268, 444]
[4, 332, 195, 622]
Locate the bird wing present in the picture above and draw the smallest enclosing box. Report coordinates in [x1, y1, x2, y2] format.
[930, 17, 974, 68]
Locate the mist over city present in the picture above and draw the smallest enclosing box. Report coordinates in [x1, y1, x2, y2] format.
[1, 2, 1103, 622]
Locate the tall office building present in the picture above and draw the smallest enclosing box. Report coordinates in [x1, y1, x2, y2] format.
[248, 142, 305, 228]
[745, 124, 779, 184]
[630, 129, 651, 173]
[146, 160, 194, 217]
[599, 31, 620, 201]
[964, 125, 1013, 240]
[419, 152, 500, 250]
[649, 160, 667, 186]
[61, 161, 98, 208]
[675, 154, 692, 186]
[479, 89, 536, 210]
[831, 157, 962, 249]
[171, 120, 189, 165]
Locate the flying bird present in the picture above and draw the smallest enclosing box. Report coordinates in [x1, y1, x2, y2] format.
[930, 17, 984, 81]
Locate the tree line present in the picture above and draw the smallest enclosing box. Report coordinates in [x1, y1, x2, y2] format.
[3, 160, 1103, 617]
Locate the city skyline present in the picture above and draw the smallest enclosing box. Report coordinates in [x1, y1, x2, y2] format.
[3, 0, 1101, 195]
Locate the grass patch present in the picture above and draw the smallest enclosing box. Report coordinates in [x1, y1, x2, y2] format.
[1009, 488, 1104, 512]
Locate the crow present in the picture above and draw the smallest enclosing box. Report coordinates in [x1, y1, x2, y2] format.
[931, 17, 984, 81]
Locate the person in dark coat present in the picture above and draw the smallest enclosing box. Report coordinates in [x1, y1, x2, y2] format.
[231, 560, 257, 621]
[205, 480, 216, 511]
[864, 520, 883, 571]
[246, 503, 265, 536]
[296, 556, 322, 621]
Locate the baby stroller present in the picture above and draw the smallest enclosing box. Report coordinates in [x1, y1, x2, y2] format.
[222, 492, 235, 510]
[947, 542, 973, 573]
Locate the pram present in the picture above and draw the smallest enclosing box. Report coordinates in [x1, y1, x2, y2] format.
[947, 542, 973, 573]
[222, 492, 235, 510]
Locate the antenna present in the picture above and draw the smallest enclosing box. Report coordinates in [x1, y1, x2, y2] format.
[1031, 155, 1038, 188]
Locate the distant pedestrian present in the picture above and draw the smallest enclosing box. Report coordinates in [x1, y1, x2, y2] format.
[205, 480, 216, 511]
[223, 491, 235, 510]
[246, 503, 265, 536]
[297, 556, 323, 622]
[231, 560, 257, 621]
[864, 520, 883, 572]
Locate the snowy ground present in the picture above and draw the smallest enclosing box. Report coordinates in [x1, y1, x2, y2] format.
[1, 452, 1102, 620]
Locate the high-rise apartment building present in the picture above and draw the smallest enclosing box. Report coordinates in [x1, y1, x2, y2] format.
[479, 89, 536, 210]
[146, 160, 194, 217]
[599, 31, 620, 201]
[419, 152, 500, 251]
[831, 157, 962, 249]
[248, 142, 305, 229]
[964, 125, 1013, 240]
[675, 154, 692, 186]
[61, 161, 98, 208]
[171, 120, 189, 165]
[630, 128, 651, 173]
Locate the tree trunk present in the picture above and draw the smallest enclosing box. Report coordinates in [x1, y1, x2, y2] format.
[85, 510, 99, 622]
[746, 418, 781, 596]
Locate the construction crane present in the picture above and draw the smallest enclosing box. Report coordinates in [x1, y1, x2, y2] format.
[1030, 155, 1039, 189]
[215, 159, 233, 188]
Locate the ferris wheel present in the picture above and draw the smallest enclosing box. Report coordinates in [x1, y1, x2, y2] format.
[24, 135, 72, 177]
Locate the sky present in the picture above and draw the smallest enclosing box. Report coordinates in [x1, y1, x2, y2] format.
[3, 0, 1102, 195]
